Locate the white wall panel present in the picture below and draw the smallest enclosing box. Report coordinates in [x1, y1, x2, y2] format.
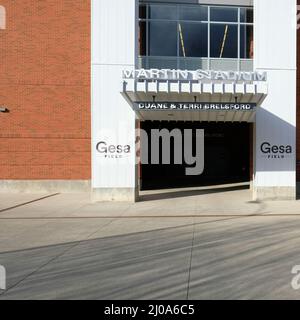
[92, 0, 137, 191]
[92, 65, 136, 188]
[254, 0, 296, 193]
[254, 0, 297, 70]
[92, 0, 137, 65]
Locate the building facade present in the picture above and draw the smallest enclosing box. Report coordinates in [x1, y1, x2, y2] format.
[0, 0, 299, 201]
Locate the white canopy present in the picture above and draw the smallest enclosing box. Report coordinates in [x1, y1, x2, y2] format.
[121, 79, 268, 122]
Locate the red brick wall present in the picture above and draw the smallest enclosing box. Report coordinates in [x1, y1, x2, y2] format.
[0, 0, 91, 180]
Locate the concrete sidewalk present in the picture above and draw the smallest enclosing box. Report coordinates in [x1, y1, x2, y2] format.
[0, 183, 299, 220]
[0, 186, 300, 299]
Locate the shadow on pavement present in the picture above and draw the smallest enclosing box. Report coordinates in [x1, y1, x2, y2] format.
[139, 184, 250, 202]
[1, 214, 300, 299]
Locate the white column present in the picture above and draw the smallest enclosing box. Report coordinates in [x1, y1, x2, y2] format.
[91, 0, 138, 201]
[253, 0, 297, 200]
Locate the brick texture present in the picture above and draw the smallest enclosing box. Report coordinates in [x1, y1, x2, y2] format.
[0, 0, 91, 180]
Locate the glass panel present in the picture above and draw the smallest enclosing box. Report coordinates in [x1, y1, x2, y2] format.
[240, 25, 253, 59]
[210, 24, 238, 58]
[137, 56, 144, 69]
[149, 5, 177, 20]
[178, 23, 208, 58]
[240, 8, 253, 23]
[138, 4, 253, 65]
[148, 57, 178, 69]
[139, 21, 146, 56]
[149, 21, 177, 56]
[179, 6, 208, 21]
[210, 58, 238, 71]
[139, 5, 147, 19]
[210, 7, 238, 22]
[240, 59, 254, 71]
[179, 58, 208, 70]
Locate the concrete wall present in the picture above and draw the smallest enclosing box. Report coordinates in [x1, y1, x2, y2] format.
[91, 0, 138, 202]
[0, 180, 91, 194]
[253, 0, 297, 200]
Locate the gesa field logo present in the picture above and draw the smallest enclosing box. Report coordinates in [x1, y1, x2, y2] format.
[96, 141, 131, 159]
[96, 128, 204, 175]
[260, 142, 292, 159]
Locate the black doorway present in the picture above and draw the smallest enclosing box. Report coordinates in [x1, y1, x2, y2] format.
[140, 121, 250, 190]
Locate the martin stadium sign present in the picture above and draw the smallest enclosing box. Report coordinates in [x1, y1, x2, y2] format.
[123, 69, 267, 82]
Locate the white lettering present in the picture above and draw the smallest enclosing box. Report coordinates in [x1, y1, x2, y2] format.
[178, 70, 189, 80]
[149, 69, 160, 79]
[104, 304, 139, 318]
[254, 72, 267, 81]
[137, 69, 148, 78]
[214, 71, 226, 80]
[196, 70, 211, 80]
[122, 70, 134, 78]
[123, 69, 267, 82]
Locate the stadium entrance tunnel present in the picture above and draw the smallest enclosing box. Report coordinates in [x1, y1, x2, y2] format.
[140, 121, 252, 191]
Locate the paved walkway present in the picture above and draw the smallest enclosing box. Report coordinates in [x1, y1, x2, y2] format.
[0, 185, 300, 299]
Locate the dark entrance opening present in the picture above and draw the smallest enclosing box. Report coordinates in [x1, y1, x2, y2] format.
[140, 121, 250, 190]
